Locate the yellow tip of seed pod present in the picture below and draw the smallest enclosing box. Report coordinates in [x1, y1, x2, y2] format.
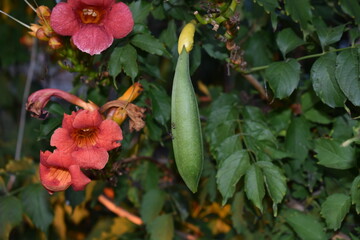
[177, 20, 196, 54]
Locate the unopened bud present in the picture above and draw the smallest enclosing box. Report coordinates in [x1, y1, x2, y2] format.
[48, 36, 63, 49]
[28, 24, 41, 37]
[35, 27, 49, 41]
[36, 6, 51, 24]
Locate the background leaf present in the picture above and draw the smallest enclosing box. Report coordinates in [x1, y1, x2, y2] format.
[335, 48, 360, 106]
[131, 33, 168, 56]
[276, 28, 305, 57]
[316, 25, 345, 49]
[284, 0, 313, 31]
[350, 176, 360, 214]
[314, 138, 355, 170]
[311, 52, 346, 108]
[265, 59, 301, 99]
[284, 209, 327, 240]
[109, 44, 138, 80]
[147, 214, 174, 240]
[20, 184, 53, 233]
[320, 193, 351, 230]
[0, 196, 23, 239]
[140, 189, 166, 224]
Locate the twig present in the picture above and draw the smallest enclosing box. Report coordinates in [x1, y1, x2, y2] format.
[98, 194, 200, 240]
[15, 39, 38, 160]
[98, 194, 143, 225]
[242, 74, 268, 100]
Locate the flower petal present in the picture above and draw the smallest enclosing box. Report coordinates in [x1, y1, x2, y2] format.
[39, 163, 72, 194]
[40, 150, 52, 167]
[68, 165, 91, 191]
[50, 2, 80, 36]
[96, 119, 122, 150]
[46, 149, 75, 168]
[72, 25, 113, 55]
[62, 111, 78, 130]
[104, 2, 134, 39]
[72, 110, 103, 129]
[50, 128, 76, 152]
[72, 146, 109, 169]
[80, 0, 115, 8]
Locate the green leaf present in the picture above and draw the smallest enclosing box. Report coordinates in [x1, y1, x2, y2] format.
[314, 138, 355, 170]
[317, 25, 345, 49]
[254, 0, 279, 12]
[256, 161, 287, 216]
[351, 176, 360, 214]
[129, 0, 152, 23]
[276, 28, 305, 57]
[0, 196, 23, 239]
[148, 214, 174, 240]
[320, 193, 351, 230]
[339, 0, 360, 25]
[284, 0, 313, 31]
[244, 164, 265, 212]
[265, 59, 301, 99]
[202, 43, 228, 60]
[216, 150, 251, 205]
[285, 117, 311, 162]
[214, 134, 242, 163]
[311, 52, 346, 108]
[140, 189, 166, 224]
[20, 184, 53, 233]
[336, 48, 360, 106]
[145, 83, 171, 126]
[231, 191, 246, 234]
[284, 209, 327, 240]
[109, 44, 138, 80]
[131, 33, 168, 56]
[244, 31, 272, 67]
[243, 120, 277, 143]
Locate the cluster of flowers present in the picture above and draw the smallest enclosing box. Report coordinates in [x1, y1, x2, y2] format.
[3, 0, 134, 55]
[26, 83, 145, 194]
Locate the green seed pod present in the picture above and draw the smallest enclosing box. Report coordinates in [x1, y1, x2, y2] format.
[171, 48, 204, 193]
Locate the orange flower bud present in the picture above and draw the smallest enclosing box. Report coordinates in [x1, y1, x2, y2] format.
[35, 27, 50, 41]
[48, 36, 63, 49]
[36, 6, 51, 24]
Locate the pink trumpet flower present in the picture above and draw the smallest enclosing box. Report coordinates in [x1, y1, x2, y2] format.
[50, 109, 123, 170]
[50, 0, 134, 55]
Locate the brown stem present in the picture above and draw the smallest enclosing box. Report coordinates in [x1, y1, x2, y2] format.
[242, 74, 268, 100]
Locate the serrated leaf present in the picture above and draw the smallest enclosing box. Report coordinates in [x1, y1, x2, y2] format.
[351, 176, 360, 214]
[244, 164, 265, 212]
[311, 52, 346, 108]
[148, 214, 174, 240]
[256, 161, 287, 216]
[285, 117, 311, 162]
[243, 120, 277, 143]
[214, 134, 242, 163]
[284, 0, 313, 31]
[140, 189, 166, 224]
[20, 184, 53, 233]
[109, 44, 138, 80]
[0, 196, 23, 239]
[314, 138, 355, 169]
[265, 59, 301, 99]
[284, 209, 327, 240]
[320, 193, 351, 230]
[336, 48, 360, 106]
[317, 25, 345, 49]
[129, 0, 152, 23]
[339, 0, 360, 25]
[216, 150, 250, 205]
[276, 28, 305, 57]
[131, 33, 168, 56]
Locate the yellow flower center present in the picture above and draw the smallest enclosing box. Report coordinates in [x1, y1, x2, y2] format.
[79, 7, 103, 24]
[72, 128, 98, 147]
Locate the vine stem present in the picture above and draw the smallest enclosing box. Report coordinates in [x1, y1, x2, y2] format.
[98, 194, 199, 240]
[15, 39, 38, 160]
[242, 45, 359, 74]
